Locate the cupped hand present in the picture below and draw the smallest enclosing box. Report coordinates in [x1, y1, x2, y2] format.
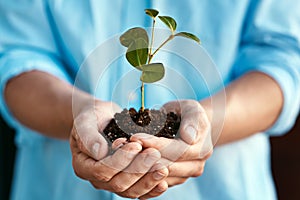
[70, 101, 169, 198]
[131, 100, 213, 193]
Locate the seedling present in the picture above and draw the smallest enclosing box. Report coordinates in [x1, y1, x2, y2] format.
[120, 8, 200, 111]
[103, 9, 201, 142]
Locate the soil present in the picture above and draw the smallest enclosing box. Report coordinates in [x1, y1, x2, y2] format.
[103, 108, 181, 143]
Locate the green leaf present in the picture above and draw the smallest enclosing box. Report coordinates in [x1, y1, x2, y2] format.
[140, 63, 165, 83]
[158, 16, 177, 33]
[120, 27, 149, 47]
[126, 38, 148, 69]
[145, 9, 159, 18]
[175, 32, 201, 44]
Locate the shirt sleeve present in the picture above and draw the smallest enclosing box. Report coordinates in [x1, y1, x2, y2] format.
[0, 1, 72, 128]
[232, 0, 300, 136]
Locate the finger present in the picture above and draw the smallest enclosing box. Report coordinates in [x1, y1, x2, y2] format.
[168, 160, 205, 177]
[107, 148, 161, 193]
[95, 102, 122, 132]
[161, 100, 181, 114]
[70, 132, 81, 155]
[90, 180, 111, 191]
[131, 133, 189, 162]
[197, 130, 214, 158]
[116, 164, 169, 199]
[180, 144, 213, 161]
[95, 142, 143, 180]
[70, 135, 100, 180]
[73, 112, 109, 160]
[180, 101, 210, 145]
[163, 100, 211, 145]
[111, 138, 128, 150]
[138, 181, 168, 199]
[72, 139, 142, 181]
[131, 133, 213, 161]
[165, 177, 188, 187]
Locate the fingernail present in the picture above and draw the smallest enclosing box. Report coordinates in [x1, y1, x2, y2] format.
[185, 126, 197, 143]
[92, 143, 100, 158]
[153, 171, 165, 180]
[112, 138, 127, 150]
[155, 185, 166, 192]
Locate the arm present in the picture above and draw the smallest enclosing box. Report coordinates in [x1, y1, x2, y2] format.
[4, 70, 169, 198]
[5, 69, 282, 149]
[131, 71, 284, 198]
[203, 71, 283, 146]
[4, 69, 115, 159]
[1, 2, 170, 198]
[4, 70, 84, 139]
[133, 2, 300, 192]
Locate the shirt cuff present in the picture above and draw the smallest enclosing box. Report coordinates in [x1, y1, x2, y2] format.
[233, 45, 300, 136]
[0, 49, 72, 128]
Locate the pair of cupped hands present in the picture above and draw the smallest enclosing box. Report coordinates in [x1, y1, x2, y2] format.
[70, 100, 213, 199]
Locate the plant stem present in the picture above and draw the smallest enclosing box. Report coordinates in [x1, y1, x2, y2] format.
[141, 82, 145, 111]
[148, 19, 156, 63]
[149, 34, 174, 63]
[141, 18, 156, 111]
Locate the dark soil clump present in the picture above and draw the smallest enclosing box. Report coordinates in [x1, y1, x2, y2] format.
[103, 108, 181, 143]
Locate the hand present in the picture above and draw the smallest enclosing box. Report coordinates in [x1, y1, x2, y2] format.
[70, 101, 169, 199]
[131, 100, 213, 197]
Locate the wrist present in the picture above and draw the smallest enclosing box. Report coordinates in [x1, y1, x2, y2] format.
[72, 90, 102, 118]
[199, 98, 213, 124]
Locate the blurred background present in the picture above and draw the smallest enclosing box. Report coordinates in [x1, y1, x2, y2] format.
[271, 115, 300, 200]
[1, 115, 300, 200]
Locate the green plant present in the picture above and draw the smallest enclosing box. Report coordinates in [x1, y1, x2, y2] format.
[120, 9, 200, 111]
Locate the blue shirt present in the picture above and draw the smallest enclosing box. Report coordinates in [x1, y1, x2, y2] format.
[1, 1, 300, 200]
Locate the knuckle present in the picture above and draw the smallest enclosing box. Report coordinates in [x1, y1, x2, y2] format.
[90, 181, 102, 190]
[155, 180, 168, 193]
[93, 170, 111, 182]
[73, 167, 84, 179]
[143, 180, 154, 190]
[179, 178, 188, 184]
[117, 192, 139, 199]
[70, 127, 77, 137]
[125, 192, 140, 199]
[171, 178, 187, 185]
[77, 140, 85, 152]
[203, 150, 213, 160]
[128, 194, 140, 199]
[114, 143, 142, 163]
[152, 168, 169, 182]
[110, 182, 127, 193]
[122, 143, 143, 157]
[72, 158, 85, 180]
[193, 169, 203, 177]
[192, 164, 204, 177]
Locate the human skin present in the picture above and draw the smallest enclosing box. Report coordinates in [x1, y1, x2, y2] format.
[4, 70, 169, 198]
[131, 71, 283, 199]
[4, 70, 283, 199]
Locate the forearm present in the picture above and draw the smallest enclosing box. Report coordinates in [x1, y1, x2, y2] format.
[4, 70, 94, 139]
[202, 71, 283, 145]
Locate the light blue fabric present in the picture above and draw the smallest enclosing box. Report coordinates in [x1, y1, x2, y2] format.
[0, 0, 300, 200]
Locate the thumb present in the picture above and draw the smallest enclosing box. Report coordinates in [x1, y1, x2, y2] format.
[73, 112, 109, 160]
[163, 100, 210, 145]
[180, 101, 210, 145]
